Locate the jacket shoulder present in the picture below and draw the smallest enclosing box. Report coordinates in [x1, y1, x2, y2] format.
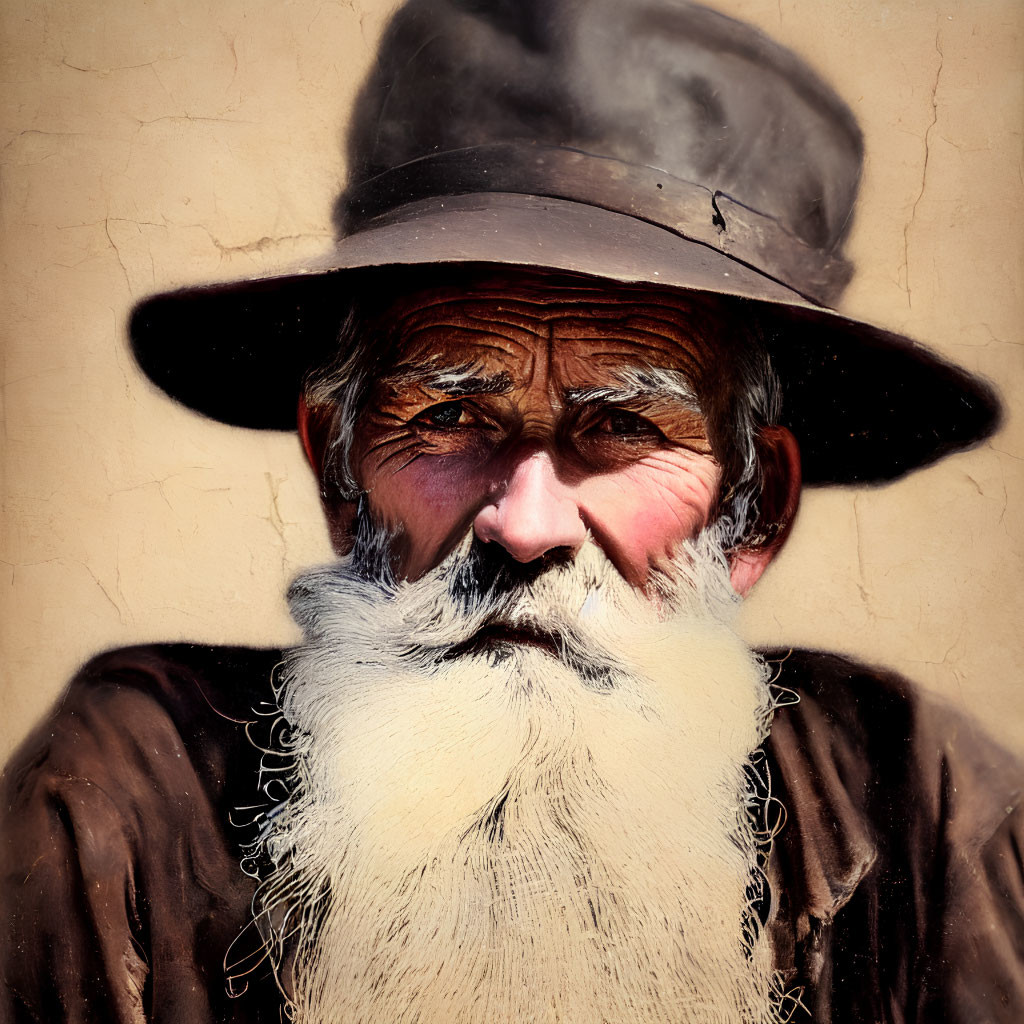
[2, 642, 283, 808]
[765, 647, 1023, 811]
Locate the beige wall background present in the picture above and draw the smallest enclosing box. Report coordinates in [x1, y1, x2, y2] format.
[2, 0, 1022, 761]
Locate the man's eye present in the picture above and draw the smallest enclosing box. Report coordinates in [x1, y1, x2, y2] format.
[600, 408, 657, 437]
[420, 401, 466, 428]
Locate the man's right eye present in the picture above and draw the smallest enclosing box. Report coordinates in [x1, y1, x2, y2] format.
[419, 401, 466, 428]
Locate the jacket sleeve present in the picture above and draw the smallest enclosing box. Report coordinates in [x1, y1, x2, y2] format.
[0, 649, 264, 1024]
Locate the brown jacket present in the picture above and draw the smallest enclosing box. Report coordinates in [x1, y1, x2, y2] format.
[2, 644, 1022, 1022]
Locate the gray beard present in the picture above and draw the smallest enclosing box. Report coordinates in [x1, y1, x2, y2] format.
[248, 528, 783, 1024]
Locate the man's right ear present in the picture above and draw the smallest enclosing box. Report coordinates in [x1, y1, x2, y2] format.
[297, 396, 358, 555]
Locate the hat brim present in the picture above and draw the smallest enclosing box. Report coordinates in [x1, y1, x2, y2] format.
[129, 192, 1000, 486]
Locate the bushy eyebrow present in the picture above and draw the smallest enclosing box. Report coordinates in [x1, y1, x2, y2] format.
[564, 366, 701, 413]
[380, 363, 514, 398]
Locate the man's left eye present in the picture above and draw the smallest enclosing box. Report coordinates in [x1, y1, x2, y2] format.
[420, 401, 467, 428]
[599, 408, 658, 437]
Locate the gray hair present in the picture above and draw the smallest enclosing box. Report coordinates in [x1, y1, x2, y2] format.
[303, 288, 783, 552]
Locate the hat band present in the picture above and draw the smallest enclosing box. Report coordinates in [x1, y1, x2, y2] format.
[340, 143, 853, 307]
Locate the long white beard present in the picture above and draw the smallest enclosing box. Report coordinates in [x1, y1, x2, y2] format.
[252, 531, 782, 1023]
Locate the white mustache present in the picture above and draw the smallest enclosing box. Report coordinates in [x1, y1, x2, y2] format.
[289, 537, 623, 684]
[288, 527, 738, 691]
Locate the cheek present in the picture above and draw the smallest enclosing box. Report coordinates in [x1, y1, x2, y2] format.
[577, 450, 721, 577]
[360, 454, 490, 572]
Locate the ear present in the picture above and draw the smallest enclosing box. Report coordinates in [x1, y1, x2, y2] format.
[728, 425, 801, 597]
[297, 396, 359, 555]
[298, 392, 346, 479]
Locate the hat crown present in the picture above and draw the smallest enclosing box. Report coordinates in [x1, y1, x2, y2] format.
[129, 0, 999, 481]
[343, 0, 863, 257]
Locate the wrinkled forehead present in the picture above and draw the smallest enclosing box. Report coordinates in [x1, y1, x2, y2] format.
[371, 268, 729, 379]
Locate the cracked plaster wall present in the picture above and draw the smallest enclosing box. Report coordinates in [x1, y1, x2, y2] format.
[1, 0, 1022, 760]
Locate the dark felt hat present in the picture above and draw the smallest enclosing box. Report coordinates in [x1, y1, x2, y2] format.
[129, 0, 1000, 486]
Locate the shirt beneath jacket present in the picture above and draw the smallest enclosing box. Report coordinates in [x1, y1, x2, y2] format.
[1, 644, 1022, 1023]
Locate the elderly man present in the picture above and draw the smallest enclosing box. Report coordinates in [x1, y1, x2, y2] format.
[2, 1, 1022, 1022]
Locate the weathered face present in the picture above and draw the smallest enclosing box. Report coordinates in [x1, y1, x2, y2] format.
[347, 276, 726, 586]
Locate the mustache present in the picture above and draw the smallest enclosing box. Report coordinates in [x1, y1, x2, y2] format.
[346, 498, 579, 600]
[289, 508, 633, 686]
[429, 539, 629, 686]
[288, 498, 741, 694]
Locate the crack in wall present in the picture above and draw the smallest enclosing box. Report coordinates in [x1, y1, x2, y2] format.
[265, 472, 290, 579]
[852, 493, 872, 611]
[104, 217, 132, 292]
[901, 30, 944, 309]
[211, 232, 324, 256]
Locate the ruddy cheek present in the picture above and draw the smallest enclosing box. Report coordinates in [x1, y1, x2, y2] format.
[578, 454, 721, 579]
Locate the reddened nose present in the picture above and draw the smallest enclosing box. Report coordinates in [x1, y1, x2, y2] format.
[474, 451, 587, 563]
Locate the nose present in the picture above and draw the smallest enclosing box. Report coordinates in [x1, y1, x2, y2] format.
[474, 450, 587, 563]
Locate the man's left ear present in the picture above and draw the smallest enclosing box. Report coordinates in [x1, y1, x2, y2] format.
[728, 425, 801, 597]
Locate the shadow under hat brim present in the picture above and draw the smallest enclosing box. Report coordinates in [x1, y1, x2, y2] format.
[129, 192, 1000, 487]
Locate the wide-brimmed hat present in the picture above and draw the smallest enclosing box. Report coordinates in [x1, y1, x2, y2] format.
[129, 0, 999, 486]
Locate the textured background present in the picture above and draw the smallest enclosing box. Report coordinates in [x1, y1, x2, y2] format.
[2, 0, 1022, 759]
